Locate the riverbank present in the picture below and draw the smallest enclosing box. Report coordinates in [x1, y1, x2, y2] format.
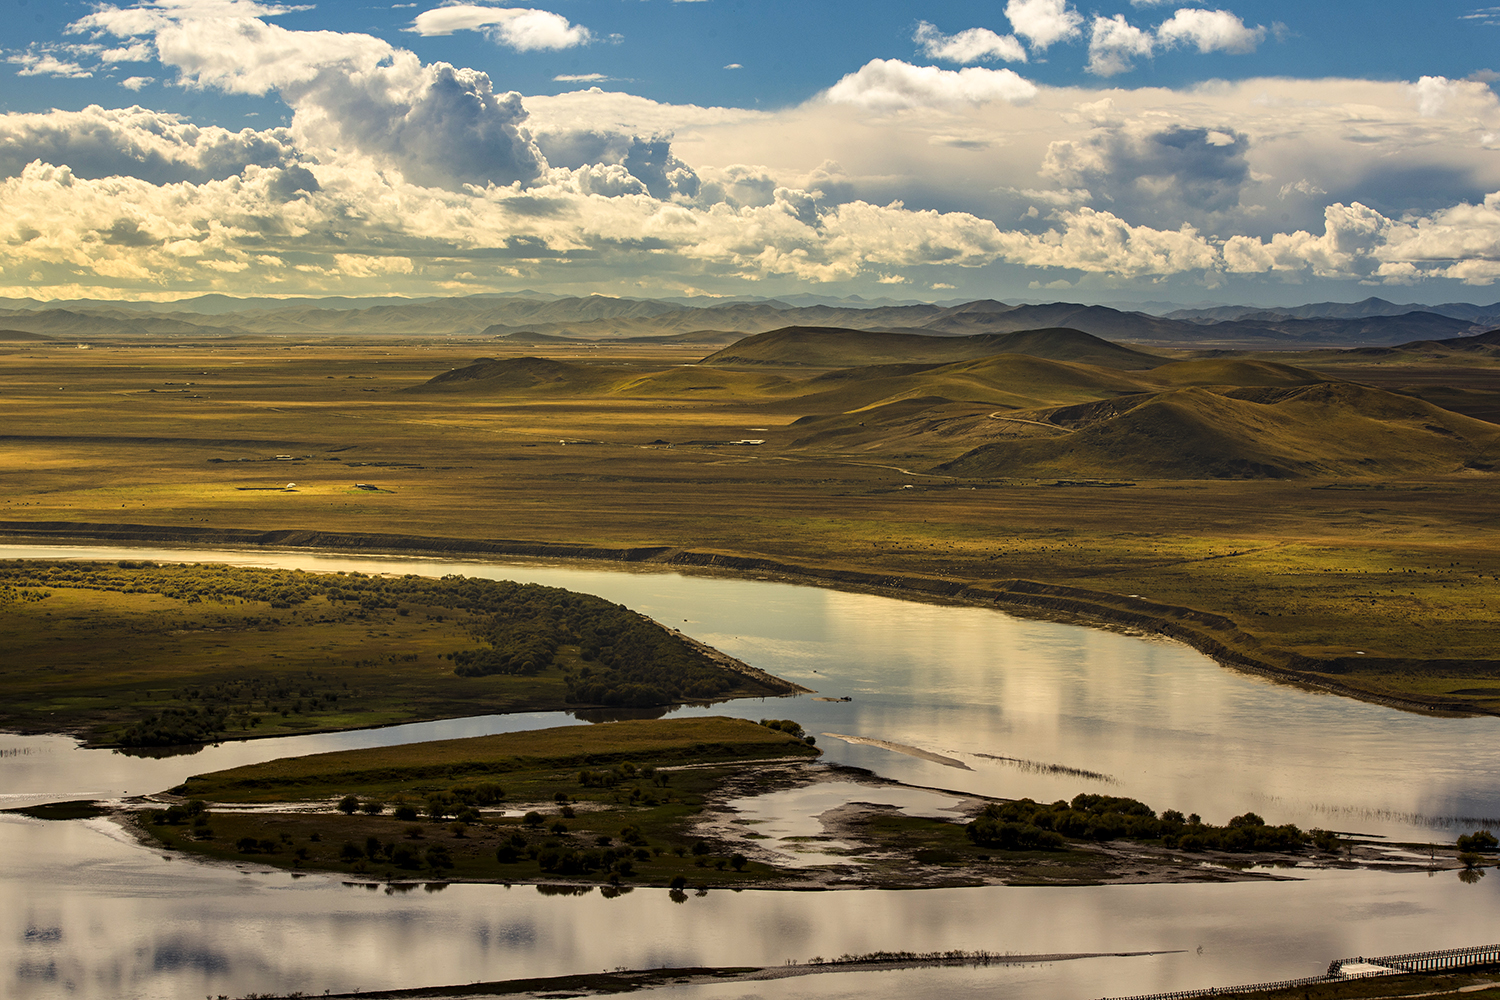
[2, 519, 1496, 718]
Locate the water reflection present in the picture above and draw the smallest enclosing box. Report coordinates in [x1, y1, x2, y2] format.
[1, 540, 1495, 840]
[2, 811, 1497, 1000]
[2, 543, 1499, 999]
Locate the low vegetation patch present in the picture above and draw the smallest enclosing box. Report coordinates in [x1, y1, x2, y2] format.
[968, 794, 1312, 854]
[146, 717, 820, 886]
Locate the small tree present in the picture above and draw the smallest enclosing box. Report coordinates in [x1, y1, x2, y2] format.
[730, 853, 747, 871]
[1457, 830, 1499, 853]
[337, 794, 360, 816]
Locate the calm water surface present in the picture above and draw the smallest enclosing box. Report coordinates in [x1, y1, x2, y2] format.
[2, 542, 1497, 999]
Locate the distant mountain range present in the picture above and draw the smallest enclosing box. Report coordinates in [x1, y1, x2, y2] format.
[0, 293, 1495, 348]
[1165, 296, 1500, 325]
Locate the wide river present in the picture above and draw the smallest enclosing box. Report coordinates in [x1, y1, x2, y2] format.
[2, 543, 1497, 1000]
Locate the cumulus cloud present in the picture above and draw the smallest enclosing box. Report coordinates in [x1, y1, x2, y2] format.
[822, 59, 1038, 111]
[1412, 75, 1462, 117]
[6, 5, 1500, 297]
[1087, 15, 1154, 76]
[9, 50, 94, 78]
[912, 21, 1026, 64]
[0, 105, 302, 185]
[120, 75, 155, 90]
[1156, 9, 1265, 54]
[73, 2, 547, 189]
[995, 207, 1219, 276]
[530, 129, 700, 201]
[1005, 0, 1083, 51]
[408, 5, 592, 51]
[1042, 123, 1252, 215]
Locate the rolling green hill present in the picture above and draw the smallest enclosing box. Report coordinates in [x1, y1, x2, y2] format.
[939, 382, 1500, 480]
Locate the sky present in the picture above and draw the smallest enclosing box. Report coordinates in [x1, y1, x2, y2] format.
[2, 0, 1500, 306]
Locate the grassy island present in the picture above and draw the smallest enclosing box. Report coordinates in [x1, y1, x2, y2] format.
[130, 716, 1468, 890]
[0, 561, 802, 746]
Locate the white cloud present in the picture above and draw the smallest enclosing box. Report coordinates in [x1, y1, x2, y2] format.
[119, 76, 155, 90]
[1412, 75, 1462, 117]
[7, 5, 1500, 297]
[1005, 0, 1083, 51]
[1087, 14, 1154, 76]
[9, 51, 94, 79]
[913, 22, 1026, 64]
[555, 73, 609, 82]
[334, 253, 414, 277]
[73, 4, 546, 189]
[408, 5, 592, 51]
[822, 59, 1038, 111]
[995, 207, 1218, 276]
[1278, 178, 1328, 199]
[0, 105, 302, 184]
[99, 41, 156, 63]
[1156, 9, 1266, 54]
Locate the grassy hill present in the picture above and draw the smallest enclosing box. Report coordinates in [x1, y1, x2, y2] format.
[940, 382, 1500, 480]
[408, 356, 620, 394]
[1141, 359, 1330, 389]
[772, 354, 1151, 419]
[700, 326, 1164, 370]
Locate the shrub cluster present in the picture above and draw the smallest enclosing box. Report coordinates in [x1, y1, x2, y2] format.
[121, 706, 229, 747]
[966, 793, 1309, 853]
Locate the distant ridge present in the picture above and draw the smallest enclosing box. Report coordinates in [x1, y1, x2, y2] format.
[1168, 296, 1500, 325]
[0, 293, 1490, 346]
[490, 328, 740, 345]
[0, 329, 54, 341]
[700, 326, 1165, 370]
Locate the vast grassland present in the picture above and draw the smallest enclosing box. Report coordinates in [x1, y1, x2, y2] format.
[0, 334, 1497, 712]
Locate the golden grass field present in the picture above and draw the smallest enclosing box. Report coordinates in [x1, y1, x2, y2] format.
[1, 331, 1497, 712]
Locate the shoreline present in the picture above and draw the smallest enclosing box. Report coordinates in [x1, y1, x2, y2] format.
[1, 518, 1493, 719]
[296, 951, 1185, 999]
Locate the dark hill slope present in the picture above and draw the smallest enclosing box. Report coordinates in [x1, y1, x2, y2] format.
[701, 326, 1164, 370]
[407, 356, 617, 394]
[940, 382, 1500, 480]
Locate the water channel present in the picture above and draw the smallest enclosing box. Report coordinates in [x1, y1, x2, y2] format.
[2, 543, 1497, 999]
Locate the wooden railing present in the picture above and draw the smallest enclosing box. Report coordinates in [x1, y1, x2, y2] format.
[1099, 942, 1500, 1000]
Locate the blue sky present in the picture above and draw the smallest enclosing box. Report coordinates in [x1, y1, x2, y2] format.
[2, 1, 1500, 304]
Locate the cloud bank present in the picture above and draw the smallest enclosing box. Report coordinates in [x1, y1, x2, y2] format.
[1, 1, 1497, 300]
